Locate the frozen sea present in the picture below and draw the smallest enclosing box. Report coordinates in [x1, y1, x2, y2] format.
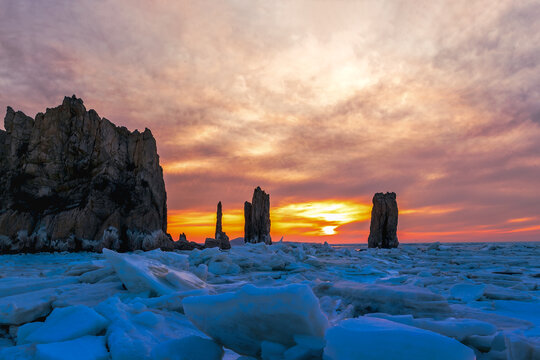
[0, 241, 538, 359]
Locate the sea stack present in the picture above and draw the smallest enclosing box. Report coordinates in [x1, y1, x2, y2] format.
[0, 96, 171, 253]
[244, 186, 271, 244]
[175, 233, 202, 250]
[367, 192, 399, 249]
[215, 201, 231, 250]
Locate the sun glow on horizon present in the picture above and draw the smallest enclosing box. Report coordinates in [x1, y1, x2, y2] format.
[272, 200, 371, 236]
[167, 199, 372, 242]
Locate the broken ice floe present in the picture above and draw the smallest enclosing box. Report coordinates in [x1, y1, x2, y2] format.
[0, 241, 537, 359]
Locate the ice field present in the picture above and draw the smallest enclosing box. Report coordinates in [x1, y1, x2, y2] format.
[0, 241, 538, 359]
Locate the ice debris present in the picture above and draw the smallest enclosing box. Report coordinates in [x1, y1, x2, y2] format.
[183, 284, 329, 357]
[16, 305, 108, 344]
[324, 317, 476, 360]
[103, 249, 207, 296]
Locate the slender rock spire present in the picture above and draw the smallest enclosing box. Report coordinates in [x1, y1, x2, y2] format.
[216, 201, 223, 240]
[215, 201, 230, 250]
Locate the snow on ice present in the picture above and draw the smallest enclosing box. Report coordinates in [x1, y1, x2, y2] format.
[0, 241, 538, 359]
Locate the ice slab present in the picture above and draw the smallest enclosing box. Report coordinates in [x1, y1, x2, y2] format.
[17, 305, 108, 344]
[103, 249, 207, 296]
[129, 288, 211, 313]
[323, 317, 476, 360]
[208, 254, 241, 275]
[314, 281, 451, 318]
[150, 336, 224, 360]
[35, 335, 108, 360]
[283, 335, 325, 360]
[449, 283, 486, 302]
[483, 285, 533, 301]
[0, 277, 78, 298]
[95, 297, 208, 359]
[366, 313, 496, 341]
[52, 282, 124, 308]
[183, 284, 329, 357]
[78, 266, 116, 284]
[142, 249, 190, 271]
[0, 288, 57, 325]
[505, 333, 540, 360]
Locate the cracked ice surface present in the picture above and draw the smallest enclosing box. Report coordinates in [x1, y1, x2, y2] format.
[0, 241, 538, 359]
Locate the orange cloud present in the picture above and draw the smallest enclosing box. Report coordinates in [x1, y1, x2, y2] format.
[507, 217, 536, 223]
[400, 206, 461, 215]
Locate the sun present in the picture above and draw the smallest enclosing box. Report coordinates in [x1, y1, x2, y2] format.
[321, 226, 337, 235]
[273, 200, 371, 237]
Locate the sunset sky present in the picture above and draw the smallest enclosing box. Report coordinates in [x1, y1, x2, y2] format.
[1, 0, 539, 243]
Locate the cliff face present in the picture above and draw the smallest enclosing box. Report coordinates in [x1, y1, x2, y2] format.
[367, 192, 399, 249]
[0, 96, 169, 252]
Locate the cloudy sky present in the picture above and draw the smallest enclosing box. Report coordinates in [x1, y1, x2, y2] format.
[1, 0, 539, 243]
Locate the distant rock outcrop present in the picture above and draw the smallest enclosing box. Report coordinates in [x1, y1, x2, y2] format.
[204, 237, 220, 248]
[0, 95, 173, 252]
[215, 201, 230, 250]
[367, 192, 399, 248]
[175, 233, 203, 250]
[244, 186, 271, 244]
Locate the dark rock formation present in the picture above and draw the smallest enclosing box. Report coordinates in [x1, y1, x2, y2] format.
[244, 186, 271, 244]
[203, 201, 232, 250]
[0, 95, 172, 252]
[215, 201, 223, 239]
[367, 192, 399, 248]
[244, 202, 253, 243]
[179, 233, 188, 242]
[175, 233, 203, 250]
[204, 237, 220, 248]
[215, 201, 230, 250]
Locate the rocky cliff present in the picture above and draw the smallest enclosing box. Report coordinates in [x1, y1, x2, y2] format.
[0, 95, 172, 252]
[367, 192, 399, 248]
[244, 186, 271, 244]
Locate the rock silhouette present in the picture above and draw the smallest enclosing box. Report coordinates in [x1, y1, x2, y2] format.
[175, 233, 203, 250]
[367, 192, 399, 248]
[0, 96, 172, 252]
[244, 186, 271, 244]
[215, 201, 231, 250]
[205, 202, 231, 250]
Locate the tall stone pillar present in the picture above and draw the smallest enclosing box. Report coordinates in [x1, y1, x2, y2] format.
[367, 192, 399, 248]
[244, 187, 271, 244]
[215, 201, 230, 250]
